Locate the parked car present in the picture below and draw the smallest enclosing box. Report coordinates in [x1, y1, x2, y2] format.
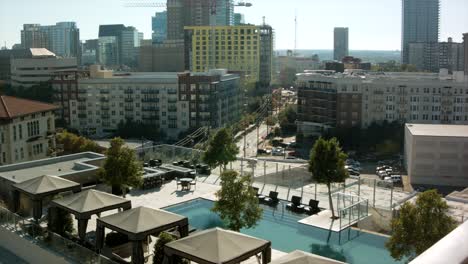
[272, 147, 285, 156]
[257, 149, 270, 155]
[384, 175, 402, 183]
[348, 169, 360, 176]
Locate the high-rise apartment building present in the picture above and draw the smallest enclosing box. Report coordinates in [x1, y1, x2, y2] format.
[464, 33, 468, 75]
[139, 40, 185, 72]
[402, 0, 439, 64]
[234, 13, 245, 25]
[20, 22, 80, 59]
[152, 11, 167, 44]
[296, 70, 468, 137]
[409, 38, 464, 72]
[333, 27, 349, 61]
[67, 66, 240, 138]
[184, 25, 273, 85]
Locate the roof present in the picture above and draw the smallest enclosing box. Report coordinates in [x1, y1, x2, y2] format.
[406, 124, 468, 138]
[51, 189, 131, 217]
[270, 250, 345, 264]
[0, 152, 104, 184]
[165, 228, 271, 264]
[97, 206, 188, 240]
[29, 48, 56, 58]
[12, 175, 81, 198]
[0, 95, 58, 120]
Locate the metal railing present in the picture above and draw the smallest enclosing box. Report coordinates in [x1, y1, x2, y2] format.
[0, 206, 115, 264]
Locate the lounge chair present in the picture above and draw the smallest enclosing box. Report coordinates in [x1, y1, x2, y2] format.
[263, 191, 279, 206]
[304, 199, 320, 215]
[286, 196, 304, 213]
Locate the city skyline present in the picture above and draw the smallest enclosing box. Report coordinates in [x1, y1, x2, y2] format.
[0, 0, 467, 50]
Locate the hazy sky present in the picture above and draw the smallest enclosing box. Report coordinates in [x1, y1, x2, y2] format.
[1, 0, 467, 50]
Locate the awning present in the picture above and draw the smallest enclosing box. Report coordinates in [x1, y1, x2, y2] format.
[51, 189, 131, 219]
[164, 227, 272, 264]
[269, 250, 346, 264]
[12, 175, 81, 199]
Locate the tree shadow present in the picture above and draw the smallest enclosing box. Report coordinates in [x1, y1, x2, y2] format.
[309, 243, 347, 263]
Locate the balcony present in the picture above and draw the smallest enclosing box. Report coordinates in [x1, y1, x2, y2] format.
[100, 90, 110, 94]
[124, 89, 134, 94]
[78, 114, 87, 119]
[77, 106, 86, 110]
[168, 107, 177, 112]
[100, 97, 109, 103]
[125, 107, 134, 111]
[167, 98, 178, 103]
[77, 97, 86, 102]
[142, 107, 159, 112]
[124, 98, 134, 103]
[168, 116, 177, 121]
[78, 89, 87, 94]
[102, 114, 111, 119]
[142, 115, 159, 120]
[167, 89, 177, 95]
[142, 89, 159, 94]
[101, 106, 110, 111]
[142, 98, 159, 103]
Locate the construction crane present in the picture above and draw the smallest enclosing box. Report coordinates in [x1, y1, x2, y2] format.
[123, 1, 252, 8]
[124, 0, 252, 70]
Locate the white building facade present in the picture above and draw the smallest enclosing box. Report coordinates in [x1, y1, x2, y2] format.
[404, 124, 468, 187]
[69, 68, 189, 139]
[10, 48, 77, 87]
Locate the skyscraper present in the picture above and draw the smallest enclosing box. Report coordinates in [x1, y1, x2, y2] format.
[464, 33, 468, 75]
[333, 27, 349, 61]
[20, 22, 80, 58]
[98, 24, 142, 67]
[214, 0, 234, 26]
[401, 0, 439, 64]
[152, 11, 167, 44]
[167, 0, 212, 40]
[233, 13, 245, 25]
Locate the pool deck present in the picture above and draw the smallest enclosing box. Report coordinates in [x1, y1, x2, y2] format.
[298, 210, 370, 232]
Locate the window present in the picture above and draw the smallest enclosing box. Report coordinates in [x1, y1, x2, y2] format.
[13, 125, 16, 141]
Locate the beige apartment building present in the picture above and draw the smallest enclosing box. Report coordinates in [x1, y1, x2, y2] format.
[296, 70, 468, 137]
[404, 124, 468, 187]
[0, 95, 58, 165]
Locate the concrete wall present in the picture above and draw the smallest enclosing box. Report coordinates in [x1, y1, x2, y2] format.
[406, 132, 468, 187]
[0, 227, 69, 264]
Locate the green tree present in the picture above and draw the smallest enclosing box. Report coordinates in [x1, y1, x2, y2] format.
[386, 190, 457, 261]
[308, 138, 348, 219]
[153, 232, 175, 264]
[98, 137, 143, 196]
[203, 128, 238, 172]
[212, 170, 262, 231]
[56, 130, 105, 154]
[278, 105, 297, 134]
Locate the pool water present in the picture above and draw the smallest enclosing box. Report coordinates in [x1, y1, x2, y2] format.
[164, 198, 403, 264]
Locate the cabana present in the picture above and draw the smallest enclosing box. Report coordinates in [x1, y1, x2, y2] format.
[269, 250, 346, 264]
[96, 206, 189, 264]
[12, 175, 81, 221]
[50, 189, 131, 240]
[164, 228, 272, 264]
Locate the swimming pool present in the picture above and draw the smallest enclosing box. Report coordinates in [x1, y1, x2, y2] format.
[164, 198, 403, 264]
